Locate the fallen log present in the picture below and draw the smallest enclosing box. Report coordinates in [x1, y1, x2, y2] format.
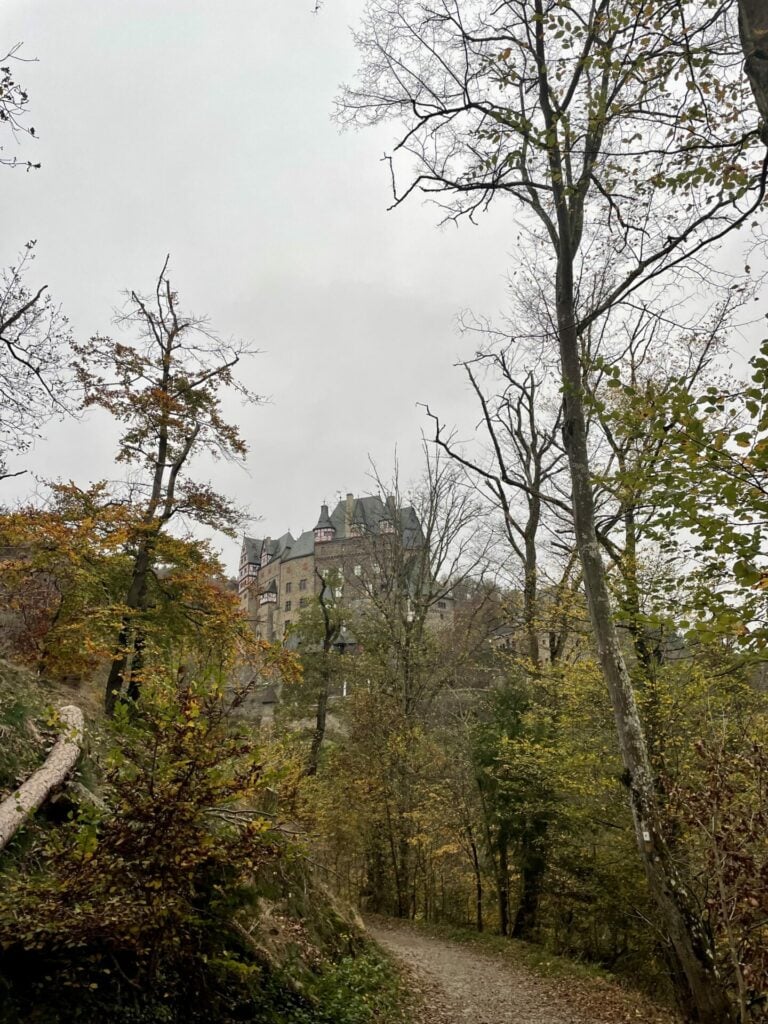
[0, 705, 85, 852]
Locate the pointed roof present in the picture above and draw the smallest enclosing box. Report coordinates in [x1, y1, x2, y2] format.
[242, 536, 263, 563]
[314, 503, 335, 532]
[263, 532, 295, 560]
[239, 495, 425, 574]
[326, 494, 424, 545]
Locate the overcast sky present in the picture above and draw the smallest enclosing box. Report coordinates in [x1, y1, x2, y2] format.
[2, 0, 522, 572]
[4, 1, 762, 579]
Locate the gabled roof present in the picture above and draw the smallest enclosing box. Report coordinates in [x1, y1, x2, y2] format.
[327, 494, 422, 544]
[242, 536, 264, 564]
[335, 624, 358, 647]
[289, 529, 315, 559]
[240, 495, 425, 572]
[263, 532, 295, 561]
[398, 505, 424, 548]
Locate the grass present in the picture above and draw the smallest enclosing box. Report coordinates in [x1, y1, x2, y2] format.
[405, 914, 653, 987]
[400, 917, 612, 983]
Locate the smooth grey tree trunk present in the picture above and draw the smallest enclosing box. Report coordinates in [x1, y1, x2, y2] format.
[555, 263, 732, 1022]
[0, 705, 84, 851]
[738, 0, 768, 143]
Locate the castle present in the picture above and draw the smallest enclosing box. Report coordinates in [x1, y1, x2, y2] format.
[238, 493, 454, 642]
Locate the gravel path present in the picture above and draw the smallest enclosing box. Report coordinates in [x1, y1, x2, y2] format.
[367, 919, 678, 1024]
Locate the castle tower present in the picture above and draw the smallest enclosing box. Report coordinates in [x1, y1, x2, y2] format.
[313, 503, 336, 544]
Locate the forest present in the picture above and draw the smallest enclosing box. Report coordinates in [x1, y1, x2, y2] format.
[1, 1, 768, 1022]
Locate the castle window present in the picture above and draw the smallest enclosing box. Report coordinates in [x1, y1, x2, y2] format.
[353, 565, 362, 577]
[437, 601, 447, 609]
[299, 597, 308, 608]
[286, 581, 292, 594]
[285, 600, 292, 612]
[299, 578, 307, 591]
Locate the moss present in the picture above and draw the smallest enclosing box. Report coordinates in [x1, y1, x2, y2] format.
[0, 660, 49, 795]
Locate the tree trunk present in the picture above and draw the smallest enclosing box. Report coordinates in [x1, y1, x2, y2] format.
[104, 617, 131, 717]
[104, 538, 153, 715]
[396, 832, 411, 918]
[497, 828, 511, 937]
[305, 682, 329, 778]
[512, 814, 549, 941]
[0, 705, 84, 851]
[523, 526, 541, 669]
[738, 0, 768, 144]
[556, 262, 732, 1021]
[469, 834, 484, 932]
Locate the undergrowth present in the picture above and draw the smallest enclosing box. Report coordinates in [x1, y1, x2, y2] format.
[406, 918, 617, 983]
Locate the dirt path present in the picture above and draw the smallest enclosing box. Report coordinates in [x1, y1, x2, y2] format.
[367, 919, 678, 1024]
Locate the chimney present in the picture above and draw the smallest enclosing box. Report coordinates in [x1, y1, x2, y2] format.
[345, 492, 355, 529]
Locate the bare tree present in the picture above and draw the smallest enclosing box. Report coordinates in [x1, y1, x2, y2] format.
[0, 243, 75, 480]
[0, 43, 40, 171]
[429, 356, 573, 669]
[349, 446, 490, 717]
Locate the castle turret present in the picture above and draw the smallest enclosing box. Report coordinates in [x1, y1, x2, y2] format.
[313, 504, 336, 544]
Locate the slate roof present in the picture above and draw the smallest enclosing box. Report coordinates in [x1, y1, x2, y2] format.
[314, 503, 335, 532]
[289, 529, 315, 559]
[243, 536, 263, 564]
[241, 496, 425, 569]
[334, 624, 358, 648]
[263, 532, 294, 561]
[328, 495, 424, 546]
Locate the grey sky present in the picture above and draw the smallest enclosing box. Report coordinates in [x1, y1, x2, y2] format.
[3, 0, 517, 571]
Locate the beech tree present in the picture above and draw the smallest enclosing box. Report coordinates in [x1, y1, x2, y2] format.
[74, 259, 261, 715]
[339, 1, 765, 1017]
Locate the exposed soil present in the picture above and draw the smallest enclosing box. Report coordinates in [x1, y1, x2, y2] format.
[367, 918, 679, 1024]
